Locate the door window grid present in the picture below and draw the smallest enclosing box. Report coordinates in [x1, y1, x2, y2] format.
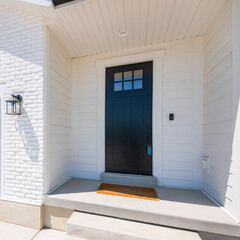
[114, 70, 143, 91]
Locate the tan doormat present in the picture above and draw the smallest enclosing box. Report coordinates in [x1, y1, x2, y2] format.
[97, 183, 159, 201]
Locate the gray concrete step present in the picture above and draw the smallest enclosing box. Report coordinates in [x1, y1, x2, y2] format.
[34, 228, 82, 240]
[67, 211, 202, 240]
[45, 178, 240, 238]
[100, 172, 158, 187]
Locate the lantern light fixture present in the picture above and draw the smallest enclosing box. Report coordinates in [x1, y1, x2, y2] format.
[6, 94, 22, 115]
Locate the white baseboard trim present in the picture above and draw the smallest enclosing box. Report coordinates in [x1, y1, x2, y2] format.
[0, 197, 42, 206]
[44, 177, 72, 200]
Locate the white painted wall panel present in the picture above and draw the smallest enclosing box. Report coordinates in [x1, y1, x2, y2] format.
[203, 1, 234, 214]
[47, 30, 71, 192]
[72, 38, 203, 189]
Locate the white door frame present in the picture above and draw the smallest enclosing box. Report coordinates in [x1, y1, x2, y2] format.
[0, 83, 6, 197]
[96, 50, 165, 185]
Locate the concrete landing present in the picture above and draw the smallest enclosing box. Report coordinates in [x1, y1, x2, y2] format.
[67, 211, 201, 240]
[100, 172, 158, 187]
[45, 178, 240, 238]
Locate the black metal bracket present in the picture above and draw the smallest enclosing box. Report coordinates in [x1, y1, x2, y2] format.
[12, 94, 23, 102]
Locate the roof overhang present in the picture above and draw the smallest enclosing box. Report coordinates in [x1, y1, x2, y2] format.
[0, 0, 228, 59]
[20, 0, 52, 6]
[52, 0, 86, 8]
[52, 0, 73, 6]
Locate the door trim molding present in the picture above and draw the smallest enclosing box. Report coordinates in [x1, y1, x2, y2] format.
[96, 50, 165, 185]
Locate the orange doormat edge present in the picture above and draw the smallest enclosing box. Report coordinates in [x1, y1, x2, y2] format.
[97, 183, 160, 201]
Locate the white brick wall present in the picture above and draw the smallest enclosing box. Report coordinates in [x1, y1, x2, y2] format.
[0, 7, 45, 204]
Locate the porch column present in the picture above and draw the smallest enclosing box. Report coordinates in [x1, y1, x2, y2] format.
[231, 0, 240, 222]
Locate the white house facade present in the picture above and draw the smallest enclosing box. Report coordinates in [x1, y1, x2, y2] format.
[0, 0, 240, 239]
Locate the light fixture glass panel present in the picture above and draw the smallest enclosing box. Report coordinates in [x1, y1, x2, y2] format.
[6, 102, 14, 115]
[114, 82, 122, 91]
[124, 81, 132, 90]
[124, 71, 132, 81]
[114, 72, 122, 82]
[15, 102, 21, 114]
[134, 80, 143, 89]
[134, 69, 143, 80]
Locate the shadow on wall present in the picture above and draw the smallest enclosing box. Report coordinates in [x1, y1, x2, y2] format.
[0, 7, 44, 67]
[14, 107, 40, 162]
[203, 94, 240, 221]
[0, 9, 43, 163]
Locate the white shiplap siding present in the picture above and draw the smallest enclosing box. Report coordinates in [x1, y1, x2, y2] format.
[48, 30, 72, 192]
[162, 42, 196, 188]
[203, 1, 233, 212]
[71, 64, 98, 179]
[72, 38, 203, 189]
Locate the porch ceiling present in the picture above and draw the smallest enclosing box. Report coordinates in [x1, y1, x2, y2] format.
[0, 0, 228, 58]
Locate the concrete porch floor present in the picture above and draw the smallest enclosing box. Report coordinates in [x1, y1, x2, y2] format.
[45, 178, 240, 237]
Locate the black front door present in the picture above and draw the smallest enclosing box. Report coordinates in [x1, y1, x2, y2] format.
[106, 61, 153, 175]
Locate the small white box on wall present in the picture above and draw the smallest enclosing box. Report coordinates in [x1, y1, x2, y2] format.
[202, 155, 210, 172]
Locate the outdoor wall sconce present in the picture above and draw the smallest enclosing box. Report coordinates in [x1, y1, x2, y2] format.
[6, 94, 22, 115]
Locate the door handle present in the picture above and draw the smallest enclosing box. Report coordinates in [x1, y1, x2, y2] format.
[147, 135, 152, 156]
